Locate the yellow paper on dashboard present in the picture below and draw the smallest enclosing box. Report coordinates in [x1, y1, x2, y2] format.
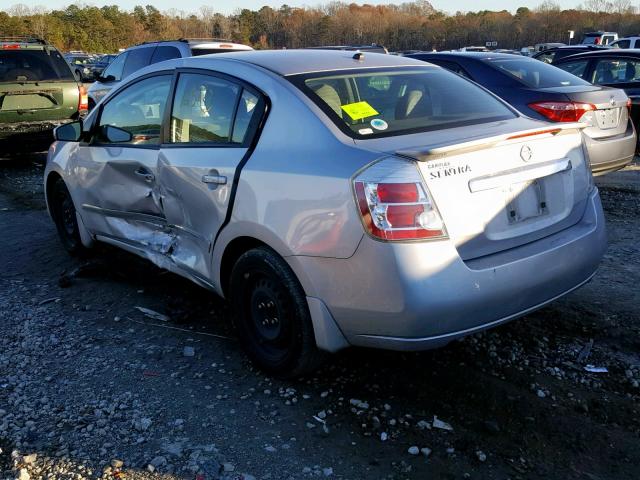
[341, 101, 379, 120]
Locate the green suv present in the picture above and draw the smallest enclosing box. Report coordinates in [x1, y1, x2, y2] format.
[1, 37, 87, 155]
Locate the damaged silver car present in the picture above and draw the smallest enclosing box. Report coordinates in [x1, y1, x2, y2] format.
[45, 50, 607, 377]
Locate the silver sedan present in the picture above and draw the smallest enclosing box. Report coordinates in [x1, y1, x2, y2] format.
[45, 51, 607, 377]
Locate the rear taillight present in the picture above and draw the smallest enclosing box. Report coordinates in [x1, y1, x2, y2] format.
[529, 101, 596, 123]
[627, 97, 632, 113]
[78, 85, 88, 113]
[353, 158, 446, 241]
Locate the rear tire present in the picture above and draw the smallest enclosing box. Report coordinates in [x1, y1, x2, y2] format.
[49, 177, 88, 256]
[230, 246, 325, 378]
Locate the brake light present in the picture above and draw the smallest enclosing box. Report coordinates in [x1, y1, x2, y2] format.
[528, 101, 596, 122]
[2, 44, 20, 49]
[78, 85, 88, 113]
[353, 159, 446, 241]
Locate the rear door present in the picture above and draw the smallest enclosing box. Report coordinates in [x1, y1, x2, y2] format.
[157, 70, 266, 280]
[75, 74, 173, 247]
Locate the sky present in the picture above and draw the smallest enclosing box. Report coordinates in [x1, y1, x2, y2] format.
[3, 0, 584, 15]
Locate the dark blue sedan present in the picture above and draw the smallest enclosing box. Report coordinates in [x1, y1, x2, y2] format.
[406, 52, 635, 175]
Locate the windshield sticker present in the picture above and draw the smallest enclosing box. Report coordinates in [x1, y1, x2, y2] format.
[370, 118, 388, 131]
[341, 101, 379, 120]
[358, 128, 374, 135]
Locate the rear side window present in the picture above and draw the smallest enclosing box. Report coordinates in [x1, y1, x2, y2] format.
[613, 40, 631, 49]
[591, 58, 640, 84]
[96, 75, 172, 146]
[122, 47, 154, 79]
[0, 49, 74, 82]
[556, 59, 589, 79]
[535, 51, 556, 64]
[291, 67, 515, 139]
[170, 73, 240, 144]
[169, 73, 263, 145]
[427, 60, 471, 78]
[489, 58, 590, 88]
[151, 46, 181, 64]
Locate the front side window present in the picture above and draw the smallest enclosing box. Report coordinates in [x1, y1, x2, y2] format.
[490, 58, 591, 88]
[556, 59, 589, 79]
[291, 67, 515, 139]
[591, 58, 640, 84]
[96, 75, 171, 146]
[612, 40, 630, 49]
[102, 52, 127, 81]
[170, 73, 241, 144]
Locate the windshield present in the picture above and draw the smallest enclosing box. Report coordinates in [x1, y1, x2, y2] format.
[290, 67, 515, 138]
[0, 49, 75, 83]
[489, 58, 591, 88]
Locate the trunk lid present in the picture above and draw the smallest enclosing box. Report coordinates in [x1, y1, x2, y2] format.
[392, 123, 591, 261]
[536, 85, 630, 139]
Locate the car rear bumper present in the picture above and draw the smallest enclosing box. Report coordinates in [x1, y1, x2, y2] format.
[0, 119, 73, 153]
[585, 120, 636, 175]
[291, 188, 606, 351]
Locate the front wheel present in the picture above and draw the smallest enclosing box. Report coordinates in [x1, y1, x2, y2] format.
[230, 247, 324, 378]
[49, 177, 88, 256]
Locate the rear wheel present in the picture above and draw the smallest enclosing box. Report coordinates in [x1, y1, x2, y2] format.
[49, 177, 87, 255]
[230, 247, 324, 378]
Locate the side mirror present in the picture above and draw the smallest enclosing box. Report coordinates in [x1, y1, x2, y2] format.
[98, 74, 116, 83]
[54, 121, 83, 142]
[102, 125, 132, 143]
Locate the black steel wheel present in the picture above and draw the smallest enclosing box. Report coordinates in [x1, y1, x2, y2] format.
[49, 177, 86, 255]
[230, 246, 324, 377]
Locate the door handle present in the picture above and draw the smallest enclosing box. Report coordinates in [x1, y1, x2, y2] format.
[135, 168, 155, 183]
[202, 174, 227, 185]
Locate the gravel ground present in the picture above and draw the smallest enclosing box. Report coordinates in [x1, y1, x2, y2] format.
[0, 155, 639, 480]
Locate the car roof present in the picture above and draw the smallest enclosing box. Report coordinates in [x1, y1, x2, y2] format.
[409, 51, 528, 61]
[556, 48, 640, 60]
[182, 49, 428, 76]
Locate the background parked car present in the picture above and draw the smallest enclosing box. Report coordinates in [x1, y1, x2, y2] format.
[0, 36, 87, 154]
[581, 31, 618, 45]
[610, 37, 640, 49]
[87, 38, 253, 109]
[406, 52, 635, 175]
[554, 49, 640, 141]
[64, 53, 95, 82]
[534, 42, 565, 53]
[533, 45, 610, 64]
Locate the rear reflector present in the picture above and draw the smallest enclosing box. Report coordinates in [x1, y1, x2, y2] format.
[78, 85, 88, 113]
[529, 101, 596, 123]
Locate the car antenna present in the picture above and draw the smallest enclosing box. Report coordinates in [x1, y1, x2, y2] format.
[353, 50, 364, 61]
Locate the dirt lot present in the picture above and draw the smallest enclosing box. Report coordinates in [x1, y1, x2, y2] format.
[0, 155, 639, 480]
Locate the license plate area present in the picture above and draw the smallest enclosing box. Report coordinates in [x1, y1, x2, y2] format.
[596, 107, 620, 130]
[505, 179, 548, 224]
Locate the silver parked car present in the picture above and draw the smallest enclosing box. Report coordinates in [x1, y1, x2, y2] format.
[45, 51, 607, 377]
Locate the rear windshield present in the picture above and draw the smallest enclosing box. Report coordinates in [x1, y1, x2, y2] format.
[290, 67, 515, 139]
[582, 35, 599, 45]
[489, 58, 591, 88]
[0, 49, 75, 83]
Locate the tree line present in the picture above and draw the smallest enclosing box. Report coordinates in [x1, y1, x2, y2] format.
[1, 1, 640, 53]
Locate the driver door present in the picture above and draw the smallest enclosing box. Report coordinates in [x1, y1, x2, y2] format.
[75, 74, 173, 250]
